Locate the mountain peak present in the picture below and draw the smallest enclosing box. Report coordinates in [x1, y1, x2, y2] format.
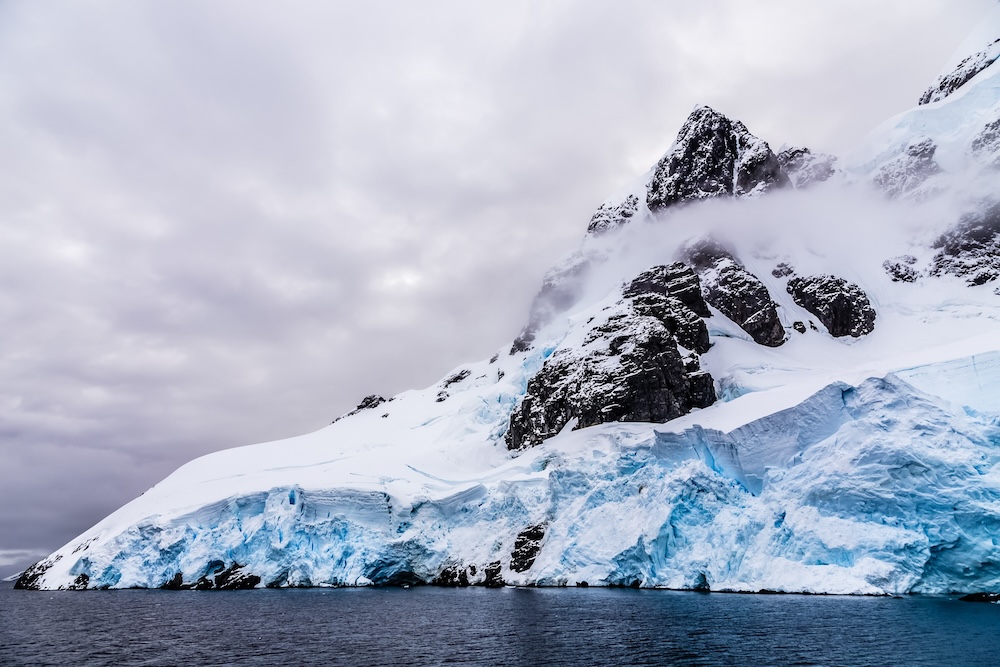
[645, 104, 788, 212]
[586, 106, 790, 236]
[919, 5, 1000, 105]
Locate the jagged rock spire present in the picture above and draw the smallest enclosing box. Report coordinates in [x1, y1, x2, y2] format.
[646, 105, 788, 212]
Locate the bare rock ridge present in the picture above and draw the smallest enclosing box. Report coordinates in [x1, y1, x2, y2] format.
[874, 202, 1000, 288]
[623, 263, 712, 318]
[587, 194, 640, 235]
[919, 37, 1000, 105]
[971, 117, 1000, 166]
[883, 255, 920, 283]
[931, 201, 1000, 286]
[786, 275, 876, 338]
[872, 137, 942, 200]
[776, 147, 837, 188]
[682, 239, 786, 347]
[505, 267, 715, 450]
[586, 106, 793, 236]
[646, 105, 789, 212]
[333, 394, 386, 423]
[542, 107, 831, 347]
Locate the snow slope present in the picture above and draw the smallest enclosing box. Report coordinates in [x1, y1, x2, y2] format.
[18, 8, 1000, 594]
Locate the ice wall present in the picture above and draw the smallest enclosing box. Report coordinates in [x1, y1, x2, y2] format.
[24, 358, 1000, 596]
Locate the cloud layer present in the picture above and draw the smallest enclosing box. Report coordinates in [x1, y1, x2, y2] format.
[0, 0, 994, 576]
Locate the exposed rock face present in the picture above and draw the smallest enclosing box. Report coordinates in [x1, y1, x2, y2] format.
[505, 279, 715, 450]
[646, 106, 788, 213]
[786, 275, 876, 338]
[512, 252, 593, 353]
[333, 394, 386, 423]
[211, 563, 261, 590]
[883, 255, 920, 283]
[919, 38, 1000, 105]
[971, 117, 1000, 167]
[510, 524, 546, 573]
[623, 263, 711, 318]
[432, 563, 478, 587]
[14, 555, 60, 590]
[776, 147, 838, 188]
[152, 562, 262, 590]
[930, 202, 1000, 285]
[483, 561, 504, 587]
[683, 239, 785, 347]
[587, 193, 640, 235]
[442, 369, 471, 387]
[872, 137, 941, 199]
[436, 369, 473, 402]
[629, 293, 710, 354]
[771, 262, 795, 278]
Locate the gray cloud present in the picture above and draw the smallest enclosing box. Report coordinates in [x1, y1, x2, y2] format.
[0, 0, 994, 577]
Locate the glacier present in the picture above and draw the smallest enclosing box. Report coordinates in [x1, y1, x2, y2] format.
[19, 353, 1000, 594]
[17, 5, 1000, 594]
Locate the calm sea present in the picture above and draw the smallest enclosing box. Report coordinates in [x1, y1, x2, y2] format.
[2, 582, 998, 666]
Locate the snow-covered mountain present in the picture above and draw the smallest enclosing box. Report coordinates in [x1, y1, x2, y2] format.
[18, 6, 1000, 594]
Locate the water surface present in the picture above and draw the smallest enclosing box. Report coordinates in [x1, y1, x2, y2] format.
[2, 583, 998, 666]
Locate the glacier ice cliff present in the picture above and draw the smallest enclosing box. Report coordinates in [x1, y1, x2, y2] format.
[18, 360, 1000, 595]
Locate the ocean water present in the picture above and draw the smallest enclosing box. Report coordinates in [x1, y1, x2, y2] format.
[2, 583, 999, 666]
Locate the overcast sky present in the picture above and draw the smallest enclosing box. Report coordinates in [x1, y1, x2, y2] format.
[0, 0, 995, 578]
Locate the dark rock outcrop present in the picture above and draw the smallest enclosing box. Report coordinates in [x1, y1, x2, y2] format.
[212, 563, 261, 590]
[436, 369, 473, 402]
[971, 117, 1000, 166]
[432, 563, 477, 587]
[483, 561, 505, 587]
[443, 369, 471, 388]
[505, 282, 716, 450]
[13, 555, 60, 590]
[959, 592, 1000, 603]
[629, 293, 710, 354]
[786, 275, 876, 338]
[646, 106, 788, 213]
[776, 147, 837, 188]
[883, 255, 920, 283]
[872, 137, 941, 199]
[334, 394, 386, 423]
[512, 252, 593, 353]
[930, 202, 1000, 285]
[510, 524, 546, 573]
[771, 262, 794, 278]
[682, 239, 785, 347]
[587, 193, 640, 235]
[919, 39, 1000, 105]
[623, 263, 711, 318]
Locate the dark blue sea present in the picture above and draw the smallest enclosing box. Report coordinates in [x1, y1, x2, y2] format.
[2, 582, 999, 666]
